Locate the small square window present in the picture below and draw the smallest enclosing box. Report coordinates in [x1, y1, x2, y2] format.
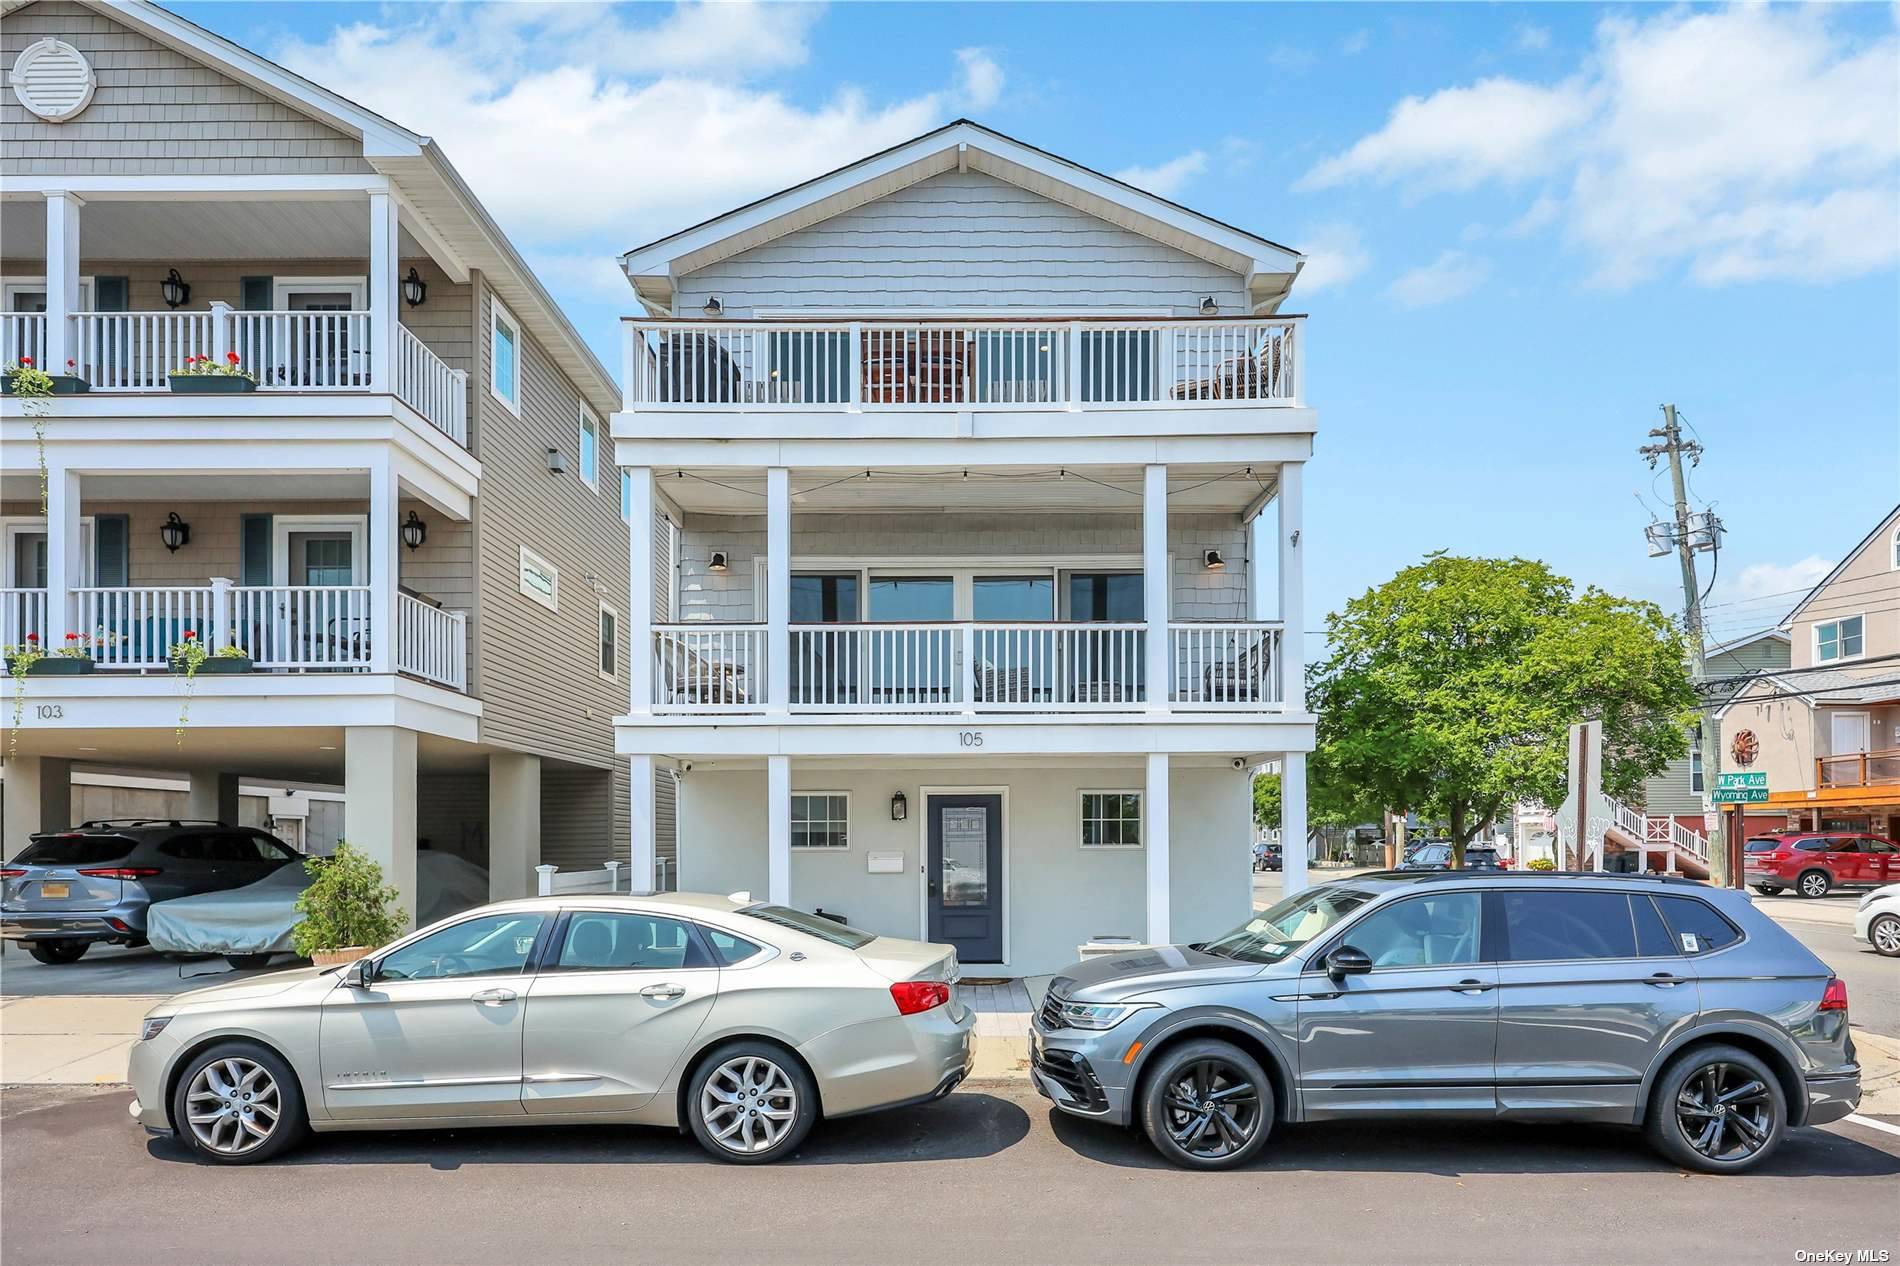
[1081, 791, 1141, 848]
[490, 300, 521, 415]
[791, 793, 848, 849]
[579, 410, 599, 489]
[1817, 615, 1864, 663]
[598, 603, 618, 679]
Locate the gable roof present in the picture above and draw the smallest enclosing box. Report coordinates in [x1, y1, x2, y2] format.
[619, 120, 1306, 316]
[1782, 503, 1900, 628]
[1703, 628, 1790, 658]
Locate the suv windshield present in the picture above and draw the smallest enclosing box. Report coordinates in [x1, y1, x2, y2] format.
[1200, 886, 1373, 963]
[15, 834, 136, 866]
[738, 904, 876, 949]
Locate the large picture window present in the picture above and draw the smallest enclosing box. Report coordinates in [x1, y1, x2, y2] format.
[1081, 791, 1142, 848]
[791, 793, 849, 850]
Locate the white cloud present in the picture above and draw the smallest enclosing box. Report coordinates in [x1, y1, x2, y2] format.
[1114, 150, 1209, 198]
[1713, 556, 1834, 605]
[1267, 44, 1317, 73]
[1504, 193, 1561, 237]
[1516, 24, 1551, 51]
[1294, 224, 1372, 293]
[1298, 6, 1900, 287]
[1341, 29, 1371, 56]
[1386, 250, 1491, 307]
[955, 48, 1004, 111]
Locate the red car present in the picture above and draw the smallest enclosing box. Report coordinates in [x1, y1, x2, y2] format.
[1744, 832, 1900, 898]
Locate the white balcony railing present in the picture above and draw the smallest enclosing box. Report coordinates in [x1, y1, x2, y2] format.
[229, 585, 372, 669]
[228, 310, 371, 390]
[790, 624, 963, 712]
[2, 314, 49, 370]
[394, 324, 469, 445]
[654, 624, 767, 711]
[70, 310, 218, 390]
[396, 593, 467, 689]
[1, 588, 49, 651]
[1169, 622, 1284, 708]
[624, 317, 1301, 411]
[969, 623, 1145, 708]
[71, 586, 217, 668]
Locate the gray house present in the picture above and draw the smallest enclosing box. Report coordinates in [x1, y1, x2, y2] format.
[1640, 629, 1791, 827]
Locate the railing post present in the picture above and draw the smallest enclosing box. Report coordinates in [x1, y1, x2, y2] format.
[1067, 321, 1083, 411]
[960, 624, 977, 712]
[209, 301, 232, 366]
[208, 576, 234, 649]
[535, 864, 556, 897]
[1289, 317, 1306, 407]
[766, 467, 790, 713]
[1143, 464, 1168, 710]
[848, 323, 863, 412]
[604, 859, 623, 892]
[367, 191, 399, 392]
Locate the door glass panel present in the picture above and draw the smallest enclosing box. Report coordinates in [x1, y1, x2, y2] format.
[939, 805, 991, 909]
[294, 533, 354, 586]
[14, 533, 47, 588]
[869, 576, 953, 621]
[972, 576, 1052, 621]
[1066, 572, 1143, 621]
[1499, 891, 1638, 961]
[1341, 892, 1480, 967]
[11, 291, 48, 314]
[286, 292, 354, 311]
[553, 911, 698, 972]
[377, 912, 545, 980]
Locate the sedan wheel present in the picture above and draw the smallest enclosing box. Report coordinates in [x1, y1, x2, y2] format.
[687, 1042, 816, 1164]
[1797, 870, 1832, 899]
[1138, 1039, 1273, 1170]
[1871, 913, 1900, 958]
[1646, 1044, 1784, 1174]
[169, 1042, 306, 1165]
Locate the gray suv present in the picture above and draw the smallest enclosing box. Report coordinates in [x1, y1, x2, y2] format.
[1031, 872, 1860, 1173]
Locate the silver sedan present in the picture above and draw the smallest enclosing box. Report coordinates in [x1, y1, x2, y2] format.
[128, 893, 974, 1164]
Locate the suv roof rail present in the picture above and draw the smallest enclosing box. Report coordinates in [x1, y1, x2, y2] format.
[76, 818, 227, 829]
[1377, 869, 1711, 887]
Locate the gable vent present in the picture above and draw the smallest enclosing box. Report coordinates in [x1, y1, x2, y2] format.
[11, 39, 96, 123]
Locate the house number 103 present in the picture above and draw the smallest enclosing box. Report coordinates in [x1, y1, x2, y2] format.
[958, 731, 983, 747]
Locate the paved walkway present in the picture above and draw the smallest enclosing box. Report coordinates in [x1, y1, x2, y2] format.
[964, 976, 1048, 1078]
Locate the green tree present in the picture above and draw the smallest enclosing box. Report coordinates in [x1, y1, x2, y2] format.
[1308, 555, 1695, 866]
[1252, 771, 1281, 829]
[290, 841, 405, 957]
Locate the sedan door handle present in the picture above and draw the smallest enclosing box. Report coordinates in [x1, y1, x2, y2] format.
[1646, 973, 1684, 988]
[470, 987, 517, 1006]
[1450, 979, 1494, 994]
[639, 983, 686, 1000]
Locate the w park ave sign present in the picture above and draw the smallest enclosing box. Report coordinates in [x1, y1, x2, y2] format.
[1713, 772, 1769, 804]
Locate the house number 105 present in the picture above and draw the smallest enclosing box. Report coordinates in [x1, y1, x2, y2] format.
[958, 731, 983, 747]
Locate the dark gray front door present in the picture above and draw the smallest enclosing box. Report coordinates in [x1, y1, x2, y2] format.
[927, 794, 1003, 963]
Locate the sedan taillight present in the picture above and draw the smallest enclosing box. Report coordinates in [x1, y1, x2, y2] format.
[890, 981, 951, 1016]
[76, 867, 162, 880]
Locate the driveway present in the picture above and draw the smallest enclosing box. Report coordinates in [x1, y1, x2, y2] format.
[0, 941, 282, 997]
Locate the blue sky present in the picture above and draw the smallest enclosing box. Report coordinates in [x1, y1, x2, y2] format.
[177, 1, 1900, 642]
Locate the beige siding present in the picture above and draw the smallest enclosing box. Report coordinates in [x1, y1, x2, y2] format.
[540, 764, 616, 870]
[2, 1, 373, 177]
[1790, 507, 1900, 671]
[675, 170, 1246, 317]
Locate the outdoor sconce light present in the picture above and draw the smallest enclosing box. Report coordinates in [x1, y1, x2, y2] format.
[1199, 296, 1218, 316]
[401, 267, 428, 308]
[158, 511, 191, 553]
[703, 296, 723, 317]
[546, 447, 566, 474]
[890, 791, 908, 822]
[400, 509, 428, 551]
[1203, 549, 1227, 571]
[160, 268, 191, 309]
[707, 551, 730, 574]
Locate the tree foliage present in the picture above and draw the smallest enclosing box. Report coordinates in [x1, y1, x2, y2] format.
[290, 841, 405, 956]
[1252, 771, 1281, 829]
[1308, 555, 1695, 864]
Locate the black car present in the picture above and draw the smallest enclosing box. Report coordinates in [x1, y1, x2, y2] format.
[1398, 843, 1506, 872]
[1253, 842, 1283, 872]
[1, 820, 301, 964]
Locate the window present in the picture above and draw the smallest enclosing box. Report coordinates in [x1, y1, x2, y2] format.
[791, 793, 848, 849]
[518, 545, 558, 612]
[1340, 892, 1482, 967]
[553, 911, 699, 972]
[17, 835, 134, 865]
[737, 904, 876, 949]
[1653, 895, 1743, 955]
[1632, 896, 1678, 958]
[490, 299, 521, 414]
[156, 834, 212, 861]
[1816, 615, 1864, 663]
[703, 927, 765, 965]
[598, 602, 618, 680]
[621, 470, 633, 522]
[1499, 890, 1638, 961]
[1081, 791, 1142, 848]
[376, 912, 545, 981]
[1689, 735, 1704, 793]
[1826, 836, 1860, 853]
[1893, 526, 1899, 571]
[579, 409, 599, 489]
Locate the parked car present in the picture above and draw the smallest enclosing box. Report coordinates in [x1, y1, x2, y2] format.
[2, 821, 301, 964]
[1397, 843, 1505, 871]
[1031, 871, 1858, 1173]
[1744, 832, 1900, 898]
[1854, 883, 1900, 958]
[1253, 842, 1282, 873]
[128, 894, 973, 1165]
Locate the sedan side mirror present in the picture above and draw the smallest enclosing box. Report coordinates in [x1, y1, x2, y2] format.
[344, 957, 376, 989]
[1325, 945, 1373, 979]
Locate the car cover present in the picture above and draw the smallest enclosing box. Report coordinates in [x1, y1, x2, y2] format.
[147, 852, 492, 956]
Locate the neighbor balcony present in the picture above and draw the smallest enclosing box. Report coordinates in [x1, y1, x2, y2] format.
[1817, 746, 1900, 790]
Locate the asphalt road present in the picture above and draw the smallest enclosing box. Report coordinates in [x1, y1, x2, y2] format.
[4, 1084, 1896, 1266]
[1784, 919, 1899, 1036]
[0, 940, 281, 996]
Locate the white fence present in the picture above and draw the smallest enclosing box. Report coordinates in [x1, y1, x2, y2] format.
[654, 624, 767, 711]
[394, 324, 469, 444]
[70, 310, 219, 390]
[396, 593, 466, 689]
[2, 313, 48, 370]
[229, 585, 372, 669]
[536, 861, 628, 895]
[71, 585, 217, 668]
[968, 623, 1145, 707]
[1169, 623, 1283, 708]
[228, 309, 371, 389]
[1, 588, 48, 651]
[625, 317, 1302, 410]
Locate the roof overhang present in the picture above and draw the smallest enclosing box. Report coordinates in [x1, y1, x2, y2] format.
[619, 120, 1305, 316]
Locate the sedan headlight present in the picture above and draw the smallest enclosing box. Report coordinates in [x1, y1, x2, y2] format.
[1051, 999, 1154, 1031]
[139, 1017, 172, 1042]
[1861, 891, 1880, 911]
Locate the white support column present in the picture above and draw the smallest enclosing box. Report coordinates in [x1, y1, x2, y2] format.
[625, 467, 655, 714]
[1143, 464, 1169, 709]
[629, 753, 656, 892]
[766, 467, 790, 712]
[345, 726, 417, 929]
[2, 756, 72, 860]
[1277, 461, 1305, 711]
[488, 752, 541, 901]
[767, 755, 790, 905]
[45, 464, 79, 642]
[367, 456, 397, 673]
[187, 770, 240, 825]
[1282, 751, 1309, 895]
[367, 191, 399, 392]
[43, 191, 80, 370]
[1145, 752, 1171, 945]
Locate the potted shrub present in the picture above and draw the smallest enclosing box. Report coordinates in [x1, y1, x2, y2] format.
[290, 842, 406, 967]
[1, 356, 88, 395]
[8, 631, 98, 675]
[172, 639, 253, 675]
[167, 351, 257, 394]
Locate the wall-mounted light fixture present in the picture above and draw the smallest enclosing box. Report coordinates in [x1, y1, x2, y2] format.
[1199, 296, 1218, 317]
[160, 268, 191, 309]
[401, 267, 428, 308]
[703, 296, 723, 317]
[890, 791, 908, 822]
[707, 551, 730, 574]
[159, 511, 191, 553]
[1203, 549, 1226, 571]
[400, 509, 428, 551]
[546, 447, 566, 474]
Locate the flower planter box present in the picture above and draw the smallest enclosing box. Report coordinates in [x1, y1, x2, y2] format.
[170, 655, 254, 675]
[2, 374, 89, 395]
[7, 656, 96, 675]
[167, 376, 257, 395]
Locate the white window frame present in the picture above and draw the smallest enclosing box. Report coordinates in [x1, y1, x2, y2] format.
[1815, 614, 1865, 664]
[790, 791, 850, 851]
[1079, 789, 1143, 850]
[597, 599, 618, 681]
[579, 407, 600, 490]
[490, 298, 522, 417]
[3, 276, 95, 314]
[518, 545, 558, 613]
[1688, 736, 1704, 794]
[271, 276, 366, 310]
[0, 516, 96, 587]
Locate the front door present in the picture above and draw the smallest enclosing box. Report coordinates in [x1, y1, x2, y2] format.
[927, 794, 1003, 963]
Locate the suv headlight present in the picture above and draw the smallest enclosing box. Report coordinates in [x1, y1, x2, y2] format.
[139, 1017, 172, 1042]
[1051, 999, 1155, 1031]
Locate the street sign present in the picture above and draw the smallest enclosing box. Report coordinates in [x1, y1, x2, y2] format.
[1711, 788, 1768, 804]
[1716, 772, 1767, 790]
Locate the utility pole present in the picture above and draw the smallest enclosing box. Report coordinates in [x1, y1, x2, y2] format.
[1641, 404, 1729, 885]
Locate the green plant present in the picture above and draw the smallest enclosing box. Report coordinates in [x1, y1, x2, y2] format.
[5, 357, 57, 514]
[1526, 856, 1557, 872]
[214, 642, 249, 658]
[5, 633, 42, 758]
[169, 629, 207, 742]
[290, 842, 405, 957]
[171, 352, 256, 382]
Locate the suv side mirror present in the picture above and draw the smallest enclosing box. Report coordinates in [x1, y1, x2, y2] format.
[1325, 945, 1373, 979]
[344, 957, 376, 989]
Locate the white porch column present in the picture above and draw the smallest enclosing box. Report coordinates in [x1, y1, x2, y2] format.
[1143, 464, 1169, 710]
[43, 191, 81, 370]
[1145, 752, 1171, 944]
[367, 455, 397, 673]
[1277, 462, 1305, 710]
[625, 467, 655, 714]
[2, 756, 72, 860]
[45, 464, 80, 642]
[345, 726, 417, 929]
[186, 771, 240, 825]
[367, 191, 399, 393]
[1282, 751, 1309, 895]
[767, 754, 790, 905]
[488, 752, 541, 901]
[765, 467, 791, 712]
[629, 753, 656, 892]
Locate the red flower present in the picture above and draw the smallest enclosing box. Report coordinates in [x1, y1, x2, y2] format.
[26, 633, 38, 642]
[226, 351, 240, 365]
[19, 356, 32, 367]
[183, 630, 197, 640]
[66, 359, 75, 369]
[64, 632, 79, 640]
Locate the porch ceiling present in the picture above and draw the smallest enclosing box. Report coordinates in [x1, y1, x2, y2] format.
[657, 463, 1279, 516]
[0, 471, 368, 504]
[7, 729, 494, 783]
[1, 198, 426, 263]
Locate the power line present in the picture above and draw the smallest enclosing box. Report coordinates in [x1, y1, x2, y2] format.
[1720, 674, 1900, 706]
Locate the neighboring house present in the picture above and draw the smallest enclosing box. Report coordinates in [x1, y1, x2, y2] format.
[1719, 505, 1900, 838]
[0, 0, 634, 923]
[1640, 628, 1790, 838]
[610, 121, 1316, 975]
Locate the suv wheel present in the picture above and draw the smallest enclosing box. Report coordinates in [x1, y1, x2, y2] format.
[1870, 913, 1900, 958]
[1750, 884, 1782, 896]
[1646, 1044, 1785, 1174]
[169, 1041, 307, 1165]
[27, 939, 90, 965]
[1796, 869, 1832, 899]
[1138, 1039, 1274, 1170]
[686, 1042, 817, 1164]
